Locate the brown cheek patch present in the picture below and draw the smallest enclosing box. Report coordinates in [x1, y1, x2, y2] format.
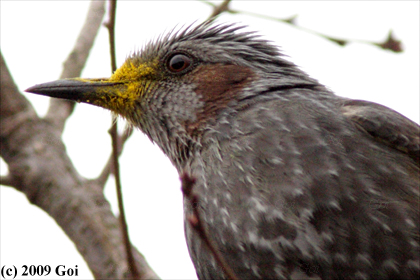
[186, 64, 256, 134]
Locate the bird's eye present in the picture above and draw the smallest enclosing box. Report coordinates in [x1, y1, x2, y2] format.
[167, 54, 192, 73]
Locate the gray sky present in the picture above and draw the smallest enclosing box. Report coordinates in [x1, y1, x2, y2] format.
[1, 1, 419, 279]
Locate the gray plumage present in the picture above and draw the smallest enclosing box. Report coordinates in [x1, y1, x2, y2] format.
[26, 22, 420, 279]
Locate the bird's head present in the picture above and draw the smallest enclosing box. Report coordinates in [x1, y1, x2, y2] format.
[26, 22, 318, 169]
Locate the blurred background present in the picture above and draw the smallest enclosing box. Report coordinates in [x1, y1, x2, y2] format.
[1, 1, 418, 279]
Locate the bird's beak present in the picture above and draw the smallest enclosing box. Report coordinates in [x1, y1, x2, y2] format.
[26, 78, 126, 108]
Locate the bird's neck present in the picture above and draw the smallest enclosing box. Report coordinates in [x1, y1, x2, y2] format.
[134, 114, 201, 172]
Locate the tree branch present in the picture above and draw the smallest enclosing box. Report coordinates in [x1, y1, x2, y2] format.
[0, 175, 14, 188]
[181, 172, 239, 280]
[207, 0, 231, 19]
[0, 2, 159, 278]
[45, 1, 107, 132]
[103, 1, 140, 278]
[95, 127, 132, 188]
[199, 1, 403, 53]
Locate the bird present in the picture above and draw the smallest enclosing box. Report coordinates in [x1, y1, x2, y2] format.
[26, 22, 419, 279]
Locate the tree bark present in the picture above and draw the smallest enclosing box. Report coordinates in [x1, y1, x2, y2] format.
[0, 1, 159, 279]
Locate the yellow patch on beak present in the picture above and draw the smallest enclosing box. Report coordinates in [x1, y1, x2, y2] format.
[99, 59, 158, 115]
[110, 59, 157, 82]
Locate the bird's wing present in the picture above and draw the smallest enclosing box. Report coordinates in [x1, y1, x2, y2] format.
[340, 99, 420, 163]
[189, 96, 420, 279]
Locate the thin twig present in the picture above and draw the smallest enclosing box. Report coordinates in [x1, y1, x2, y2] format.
[0, 175, 14, 187]
[45, 1, 106, 132]
[181, 172, 239, 280]
[95, 127, 133, 188]
[199, 1, 403, 53]
[207, 0, 231, 20]
[104, 1, 118, 72]
[104, 0, 140, 279]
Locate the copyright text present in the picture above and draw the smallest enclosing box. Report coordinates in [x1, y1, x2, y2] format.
[1, 265, 78, 279]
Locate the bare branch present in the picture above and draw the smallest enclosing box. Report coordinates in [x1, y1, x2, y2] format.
[0, 175, 14, 188]
[0, 53, 38, 142]
[181, 172, 239, 280]
[95, 127, 132, 188]
[110, 122, 141, 280]
[103, 1, 141, 278]
[104, 0, 118, 73]
[45, 1, 106, 132]
[199, 1, 403, 53]
[1, 49, 159, 279]
[1, 1, 159, 277]
[207, 0, 231, 19]
[374, 30, 402, 53]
